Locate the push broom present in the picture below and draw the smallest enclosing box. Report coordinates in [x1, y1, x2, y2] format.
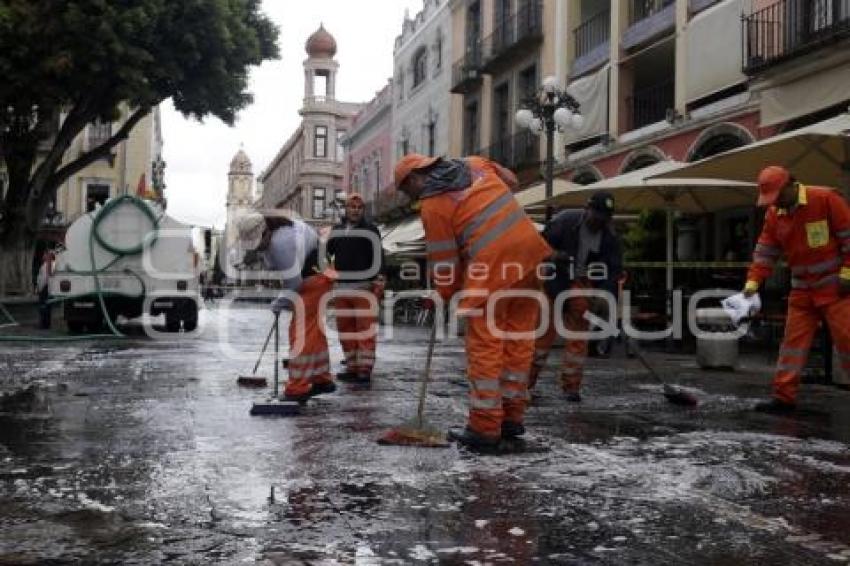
[378, 316, 449, 447]
[632, 345, 699, 407]
[250, 312, 302, 416]
[237, 319, 275, 387]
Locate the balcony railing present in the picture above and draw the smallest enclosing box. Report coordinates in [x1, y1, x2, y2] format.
[450, 42, 483, 94]
[482, 131, 540, 170]
[743, 0, 850, 74]
[629, 0, 676, 25]
[575, 10, 610, 59]
[482, 0, 543, 70]
[626, 80, 675, 130]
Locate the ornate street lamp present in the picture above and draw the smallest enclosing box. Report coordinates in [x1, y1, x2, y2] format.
[515, 76, 583, 222]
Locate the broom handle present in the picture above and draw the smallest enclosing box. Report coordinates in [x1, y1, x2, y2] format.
[415, 314, 438, 428]
[632, 345, 668, 387]
[253, 320, 277, 375]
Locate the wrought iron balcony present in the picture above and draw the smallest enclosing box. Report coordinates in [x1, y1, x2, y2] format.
[626, 80, 675, 130]
[572, 9, 610, 78]
[575, 10, 610, 58]
[481, 0, 543, 72]
[450, 42, 484, 94]
[630, 0, 676, 25]
[481, 131, 540, 171]
[743, 0, 850, 74]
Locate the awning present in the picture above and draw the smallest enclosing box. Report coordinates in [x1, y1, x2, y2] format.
[544, 160, 755, 214]
[651, 113, 850, 189]
[562, 64, 610, 145]
[540, 160, 757, 311]
[381, 216, 425, 259]
[760, 60, 850, 127]
[684, 0, 745, 103]
[515, 178, 580, 209]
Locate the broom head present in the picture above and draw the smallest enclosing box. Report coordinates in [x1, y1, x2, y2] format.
[663, 384, 699, 407]
[378, 421, 449, 448]
[237, 376, 268, 388]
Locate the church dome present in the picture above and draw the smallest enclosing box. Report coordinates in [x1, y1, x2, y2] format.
[305, 24, 337, 58]
[230, 149, 252, 174]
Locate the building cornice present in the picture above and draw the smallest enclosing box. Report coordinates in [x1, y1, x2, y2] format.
[557, 100, 761, 176]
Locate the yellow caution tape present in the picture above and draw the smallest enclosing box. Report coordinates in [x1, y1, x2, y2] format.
[624, 261, 753, 268]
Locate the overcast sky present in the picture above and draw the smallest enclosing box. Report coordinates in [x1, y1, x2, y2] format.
[162, 0, 424, 229]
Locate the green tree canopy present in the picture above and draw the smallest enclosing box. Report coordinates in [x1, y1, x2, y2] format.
[0, 0, 278, 291]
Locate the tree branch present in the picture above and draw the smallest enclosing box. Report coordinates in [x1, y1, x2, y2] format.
[47, 106, 151, 191]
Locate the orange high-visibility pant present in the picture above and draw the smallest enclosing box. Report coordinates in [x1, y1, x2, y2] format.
[465, 272, 541, 438]
[772, 293, 850, 403]
[529, 281, 590, 393]
[334, 288, 378, 376]
[284, 274, 335, 397]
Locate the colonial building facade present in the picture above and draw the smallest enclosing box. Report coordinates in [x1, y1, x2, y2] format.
[342, 81, 394, 218]
[52, 105, 165, 233]
[447, 0, 850, 258]
[257, 25, 363, 225]
[392, 0, 453, 165]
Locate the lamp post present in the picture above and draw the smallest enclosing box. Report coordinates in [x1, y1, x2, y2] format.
[515, 76, 583, 222]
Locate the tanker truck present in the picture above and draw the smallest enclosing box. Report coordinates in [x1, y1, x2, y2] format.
[49, 195, 200, 333]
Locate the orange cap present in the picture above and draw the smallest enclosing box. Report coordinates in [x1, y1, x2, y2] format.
[757, 165, 791, 207]
[394, 154, 439, 190]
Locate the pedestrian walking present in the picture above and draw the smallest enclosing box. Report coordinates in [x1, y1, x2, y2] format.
[529, 192, 623, 402]
[237, 211, 337, 403]
[394, 154, 552, 451]
[744, 165, 850, 414]
[326, 193, 385, 384]
[35, 250, 55, 329]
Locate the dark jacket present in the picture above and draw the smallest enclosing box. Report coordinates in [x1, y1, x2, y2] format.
[326, 217, 385, 282]
[542, 209, 622, 299]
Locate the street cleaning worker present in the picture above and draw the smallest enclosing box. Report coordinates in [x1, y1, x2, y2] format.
[744, 165, 850, 414]
[394, 154, 552, 451]
[529, 192, 623, 402]
[326, 192, 385, 384]
[238, 211, 337, 403]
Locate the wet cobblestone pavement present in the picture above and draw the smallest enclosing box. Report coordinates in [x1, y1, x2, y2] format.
[2, 305, 850, 564]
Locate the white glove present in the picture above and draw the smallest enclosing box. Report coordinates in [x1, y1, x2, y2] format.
[721, 292, 761, 327]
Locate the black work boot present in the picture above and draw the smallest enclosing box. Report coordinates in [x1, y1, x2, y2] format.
[754, 398, 797, 415]
[336, 371, 358, 382]
[282, 391, 311, 404]
[564, 391, 582, 403]
[501, 421, 526, 438]
[353, 372, 372, 384]
[447, 426, 500, 452]
[309, 381, 337, 396]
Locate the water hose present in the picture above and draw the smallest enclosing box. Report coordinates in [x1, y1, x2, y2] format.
[0, 196, 161, 342]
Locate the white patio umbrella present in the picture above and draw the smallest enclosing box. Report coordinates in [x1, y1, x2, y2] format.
[381, 216, 425, 260]
[541, 161, 757, 313]
[651, 113, 850, 190]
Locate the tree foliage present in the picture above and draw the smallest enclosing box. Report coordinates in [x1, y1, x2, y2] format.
[0, 0, 278, 244]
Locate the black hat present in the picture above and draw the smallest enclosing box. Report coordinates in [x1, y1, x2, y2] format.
[587, 191, 615, 217]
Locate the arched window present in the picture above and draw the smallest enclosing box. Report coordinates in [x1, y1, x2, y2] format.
[413, 47, 428, 88]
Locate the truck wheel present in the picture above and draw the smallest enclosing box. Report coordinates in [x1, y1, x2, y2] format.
[165, 312, 181, 332]
[182, 305, 198, 332]
[67, 319, 86, 334]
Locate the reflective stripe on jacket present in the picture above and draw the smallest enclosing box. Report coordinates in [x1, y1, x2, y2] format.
[420, 156, 552, 309]
[747, 185, 850, 306]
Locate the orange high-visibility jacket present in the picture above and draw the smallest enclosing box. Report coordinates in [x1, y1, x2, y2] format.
[420, 156, 552, 309]
[747, 185, 850, 306]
